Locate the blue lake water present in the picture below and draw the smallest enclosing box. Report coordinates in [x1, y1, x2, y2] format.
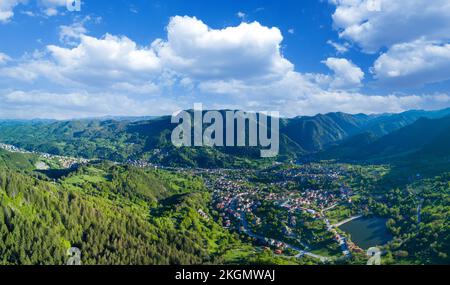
[339, 217, 392, 249]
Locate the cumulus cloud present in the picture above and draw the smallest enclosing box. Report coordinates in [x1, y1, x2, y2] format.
[0, 33, 161, 88]
[152, 16, 293, 81]
[372, 40, 450, 87]
[199, 71, 450, 116]
[48, 34, 161, 84]
[322, 57, 364, 90]
[0, 0, 26, 23]
[1, 14, 449, 119]
[330, 0, 450, 53]
[330, 0, 450, 88]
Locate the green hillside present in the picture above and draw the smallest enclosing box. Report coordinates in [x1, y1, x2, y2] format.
[281, 112, 371, 152]
[1, 108, 450, 169]
[319, 116, 450, 162]
[0, 148, 38, 170]
[0, 150, 309, 265]
[0, 162, 221, 264]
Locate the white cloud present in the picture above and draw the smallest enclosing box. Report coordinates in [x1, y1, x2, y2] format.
[152, 16, 293, 81]
[0, 30, 162, 97]
[43, 7, 58, 16]
[199, 71, 450, 116]
[0, 0, 26, 23]
[58, 16, 101, 45]
[0, 0, 69, 22]
[40, 0, 66, 11]
[330, 0, 450, 87]
[1, 14, 449, 119]
[0, 52, 11, 64]
[21, 10, 35, 16]
[111, 82, 160, 95]
[59, 18, 88, 45]
[372, 40, 450, 87]
[0, 59, 59, 82]
[327, 40, 349, 54]
[47, 34, 161, 84]
[330, 0, 450, 53]
[40, 0, 70, 17]
[0, 89, 181, 120]
[236, 11, 246, 19]
[322, 57, 364, 90]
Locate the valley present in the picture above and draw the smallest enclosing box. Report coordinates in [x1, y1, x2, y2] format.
[0, 108, 449, 265]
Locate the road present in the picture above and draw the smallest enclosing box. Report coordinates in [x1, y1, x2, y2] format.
[322, 203, 339, 213]
[417, 199, 424, 224]
[332, 215, 363, 227]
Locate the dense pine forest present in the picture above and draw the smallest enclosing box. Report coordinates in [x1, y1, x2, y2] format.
[0, 159, 232, 265]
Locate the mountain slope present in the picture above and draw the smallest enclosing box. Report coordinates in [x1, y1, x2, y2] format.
[318, 115, 450, 163]
[363, 108, 450, 137]
[0, 153, 247, 265]
[1, 108, 450, 167]
[0, 113, 304, 168]
[283, 108, 450, 153]
[281, 112, 370, 152]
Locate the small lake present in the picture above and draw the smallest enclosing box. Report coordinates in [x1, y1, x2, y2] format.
[339, 217, 392, 249]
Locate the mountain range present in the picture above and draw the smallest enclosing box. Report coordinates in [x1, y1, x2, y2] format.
[1, 108, 450, 170]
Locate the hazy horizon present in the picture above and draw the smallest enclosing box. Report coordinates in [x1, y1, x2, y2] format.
[1, 105, 450, 122]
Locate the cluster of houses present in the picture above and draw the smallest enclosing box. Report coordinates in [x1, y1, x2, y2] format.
[214, 192, 247, 228]
[264, 238, 288, 253]
[199, 165, 361, 259]
[1, 143, 89, 169]
[197, 209, 209, 221]
[279, 189, 341, 212]
[0, 143, 25, 153]
[126, 159, 159, 169]
[274, 164, 345, 181]
[40, 153, 89, 169]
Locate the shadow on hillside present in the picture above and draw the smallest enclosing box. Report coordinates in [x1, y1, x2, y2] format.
[150, 193, 189, 217]
[374, 156, 450, 190]
[35, 168, 77, 180]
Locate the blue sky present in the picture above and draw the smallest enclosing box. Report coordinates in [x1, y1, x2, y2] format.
[0, 0, 449, 119]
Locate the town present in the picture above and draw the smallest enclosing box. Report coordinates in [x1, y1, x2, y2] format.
[0, 143, 89, 169]
[191, 164, 368, 262]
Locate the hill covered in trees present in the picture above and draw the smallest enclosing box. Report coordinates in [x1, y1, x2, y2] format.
[0, 150, 315, 265]
[1, 108, 450, 168]
[0, 162, 221, 264]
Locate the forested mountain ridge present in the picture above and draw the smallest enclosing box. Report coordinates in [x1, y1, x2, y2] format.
[1, 108, 450, 168]
[282, 108, 450, 153]
[319, 115, 450, 162]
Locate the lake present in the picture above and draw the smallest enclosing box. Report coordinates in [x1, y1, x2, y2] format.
[339, 217, 392, 249]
